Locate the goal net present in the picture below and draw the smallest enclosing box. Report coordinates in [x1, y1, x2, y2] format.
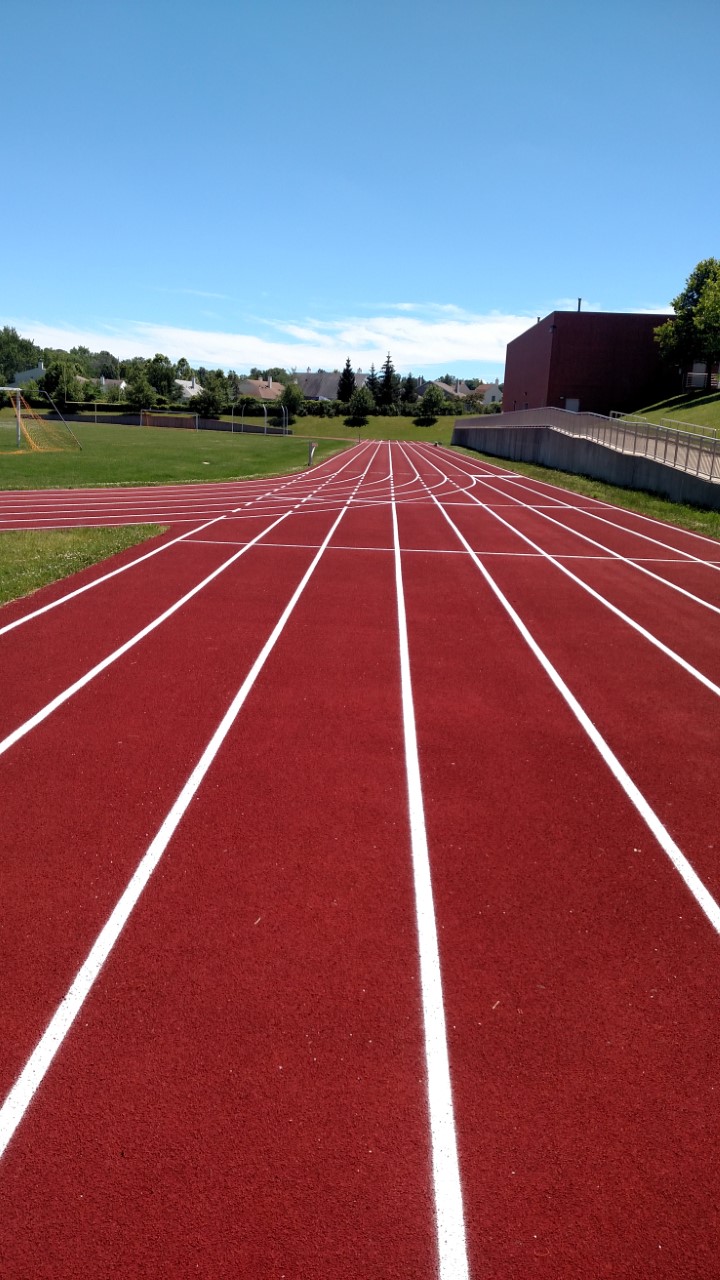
[1, 389, 82, 452]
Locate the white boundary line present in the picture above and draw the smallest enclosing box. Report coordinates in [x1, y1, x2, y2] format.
[400, 443, 720, 937]
[389, 446, 469, 1280]
[0, 446, 380, 1161]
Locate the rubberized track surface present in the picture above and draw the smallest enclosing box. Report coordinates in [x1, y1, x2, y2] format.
[2, 443, 720, 1277]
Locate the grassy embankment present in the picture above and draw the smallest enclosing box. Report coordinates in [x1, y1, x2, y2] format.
[628, 391, 720, 434]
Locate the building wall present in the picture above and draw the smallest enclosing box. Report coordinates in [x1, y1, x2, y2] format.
[502, 319, 553, 411]
[504, 311, 677, 416]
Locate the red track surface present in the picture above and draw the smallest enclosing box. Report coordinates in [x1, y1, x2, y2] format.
[2, 443, 720, 1277]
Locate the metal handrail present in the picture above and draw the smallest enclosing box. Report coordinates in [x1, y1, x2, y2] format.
[461, 406, 720, 482]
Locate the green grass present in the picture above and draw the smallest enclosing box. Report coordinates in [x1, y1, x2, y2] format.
[0, 525, 165, 605]
[630, 393, 720, 435]
[226, 413, 459, 444]
[0, 417, 348, 489]
[457, 447, 720, 541]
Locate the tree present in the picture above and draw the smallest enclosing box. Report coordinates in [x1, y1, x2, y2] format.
[0, 326, 42, 383]
[694, 273, 720, 366]
[175, 357, 193, 380]
[193, 384, 224, 418]
[226, 370, 242, 400]
[279, 381, 305, 423]
[146, 353, 176, 399]
[87, 349, 120, 379]
[126, 373, 158, 411]
[345, 386, 374, 426]
[39, 358, 84, 404]
[655, 258, 720, 370]
[377, 352, 400, 412]
[200, 368, 229, 407]
[337, 358, 356, 404]
[365, 364, 380, 407]
[415, 383, 446, 426]
[401, 373, 419, 407]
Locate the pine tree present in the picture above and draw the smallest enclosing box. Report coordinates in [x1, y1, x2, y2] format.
[365, 363, 380, 407]
[377, 352, 397, 411]
[337, 358, 356, 403]
[401, 373, 418, 407]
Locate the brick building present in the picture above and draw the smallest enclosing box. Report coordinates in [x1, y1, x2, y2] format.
[503, 310, 677, 416]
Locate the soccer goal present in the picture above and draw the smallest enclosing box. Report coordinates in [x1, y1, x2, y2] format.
[0, 387, 82, 452]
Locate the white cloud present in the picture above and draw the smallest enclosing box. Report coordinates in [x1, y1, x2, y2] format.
[2, 305, 537, 374]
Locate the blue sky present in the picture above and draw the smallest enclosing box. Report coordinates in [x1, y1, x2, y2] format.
[4, 0, 718, 380]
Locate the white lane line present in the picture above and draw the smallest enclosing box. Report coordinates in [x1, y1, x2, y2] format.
[434, 441, 720, 559]
[0, 446, 367, 639]
[401, 444, 720, 938]
[0, 447, 380, 1162]
[412, 446, 720, 700]
[388, 446, 469, 1280]
[0, 516, 225, 638]
[0, 449, 374, 759]
[428, 449, 720, 616]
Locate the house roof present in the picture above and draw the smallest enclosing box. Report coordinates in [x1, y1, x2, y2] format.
[235, 378, 284, 401]
[292, 371, 368, 400]
[432, 379, 473, 399]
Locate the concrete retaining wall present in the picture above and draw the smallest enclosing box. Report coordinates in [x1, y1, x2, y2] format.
[452, 423, 720, 510]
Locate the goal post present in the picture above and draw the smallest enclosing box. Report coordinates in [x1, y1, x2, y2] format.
[0, 387, 22, 447]
[0, 387, 82, 452]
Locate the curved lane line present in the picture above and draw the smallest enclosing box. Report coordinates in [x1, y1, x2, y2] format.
[412, 446, 720, 699]
[424, 447, 720, 616]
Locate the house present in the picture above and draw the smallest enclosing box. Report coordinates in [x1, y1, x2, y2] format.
[99, 375, 128, 393]
[503, 311, 677, 416]
[11, 361, 46, 386]
[472, 379, 502, 406]
[234, 377, 284, 401]
[175, 376, 203, 400]
[431, 379, 474, 400]
[291, 370, 369, 401]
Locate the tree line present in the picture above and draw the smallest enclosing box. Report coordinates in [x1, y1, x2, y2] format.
[0, 328, 496, 427]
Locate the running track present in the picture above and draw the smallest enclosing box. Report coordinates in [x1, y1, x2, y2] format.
[1, 442, 720, 1278]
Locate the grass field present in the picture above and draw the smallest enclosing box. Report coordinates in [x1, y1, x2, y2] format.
[0, 417, 350, 489]
[0, 525, 164, 605]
